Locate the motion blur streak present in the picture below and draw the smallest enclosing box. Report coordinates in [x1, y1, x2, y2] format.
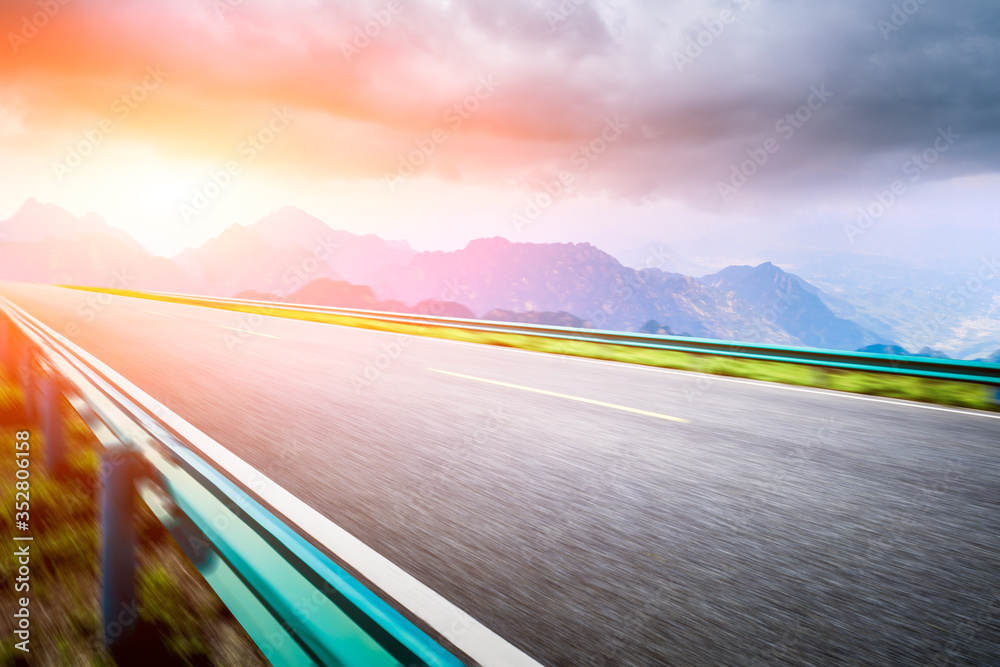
[2, 282, 998, 666]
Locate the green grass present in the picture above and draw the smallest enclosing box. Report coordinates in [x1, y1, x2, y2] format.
[61, 285, 999, 412]
[0, 362, 265, 665]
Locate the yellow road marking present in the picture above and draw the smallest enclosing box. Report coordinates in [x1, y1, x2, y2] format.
[141, 309, 168, 316]
[215, 324, 282, 339]
[429, 369, 690, 423]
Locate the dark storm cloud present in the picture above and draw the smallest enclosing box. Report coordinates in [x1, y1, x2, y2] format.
[593, 0, 1000, 203]
[5, 0, 996, 206]
[416, 0, 1000, 205]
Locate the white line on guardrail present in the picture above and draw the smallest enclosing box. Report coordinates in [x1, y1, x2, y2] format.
[1, 297, 542, 667]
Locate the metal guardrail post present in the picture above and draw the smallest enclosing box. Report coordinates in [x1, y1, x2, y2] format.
[41, 370, 67, 476]
[101, 443, 138, 650]
[0, 296, 509, 667]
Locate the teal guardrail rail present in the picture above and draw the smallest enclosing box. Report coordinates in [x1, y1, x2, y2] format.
[0, 297, 540, 667]
[66, 286, 1000, 388]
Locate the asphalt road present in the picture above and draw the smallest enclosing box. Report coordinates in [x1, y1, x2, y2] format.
[3, 283, 999, 666]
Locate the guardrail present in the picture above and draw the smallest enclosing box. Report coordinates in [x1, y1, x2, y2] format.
[0, 297, 541, 666]
[71, 287, 1000, 388]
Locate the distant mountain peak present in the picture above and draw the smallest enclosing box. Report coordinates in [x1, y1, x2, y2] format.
[465, 236, 513, 250]
[701, 261, 883, 350]
[2, 198, 148, 254]
[12, 197, 74, 221]
[217, 222, 254, 238]
[170, 210, 419, 295]
[916, 346, 950, 359]
[977, 349, 1000, 364]
[17, 197, 42, 211]
[857, 344, 910, 356]
[709, 261, 786, 280]
[274, 204, 308, 216]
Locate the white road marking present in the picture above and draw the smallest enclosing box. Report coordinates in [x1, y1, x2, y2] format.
[215, 324, 282, 339]
[320, 321, 1000, 421]
[430, 368, 690, 423]
[56, 286, 1000, 421]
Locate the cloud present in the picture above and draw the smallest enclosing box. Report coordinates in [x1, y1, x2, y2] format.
[1, 0, 998, 211]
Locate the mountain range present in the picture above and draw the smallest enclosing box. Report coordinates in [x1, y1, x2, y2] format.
[700, 262, 878, 350]
[2, 199, 997, 359]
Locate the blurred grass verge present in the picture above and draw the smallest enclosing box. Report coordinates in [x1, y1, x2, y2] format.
[0, 362, 266, 665]
[65, 286, 998, 412]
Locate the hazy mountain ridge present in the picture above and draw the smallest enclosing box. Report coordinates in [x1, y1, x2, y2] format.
[979, 349, 1000, 364]
[247, 207, 415, 286]
[0, 200, 196, 292]
[172, 223, 342, 296]
[778, 250, 1000, 358]
[3, 199, 995, 356]
[366, 237, 797, 343]
[236, 278, 476, 318]
[0, 198, 147, 252]
[173, 208, 418, 296]
[700, 262, 885, 350]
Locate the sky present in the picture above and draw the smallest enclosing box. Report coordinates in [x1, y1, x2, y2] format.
[1, 0, 998, 263]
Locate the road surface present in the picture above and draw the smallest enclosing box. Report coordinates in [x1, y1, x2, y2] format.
[3, 283, 998, 666]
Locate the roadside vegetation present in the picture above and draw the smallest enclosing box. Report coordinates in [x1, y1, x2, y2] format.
[0, 360, 265, 665]
[62, 286, 998, 412]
